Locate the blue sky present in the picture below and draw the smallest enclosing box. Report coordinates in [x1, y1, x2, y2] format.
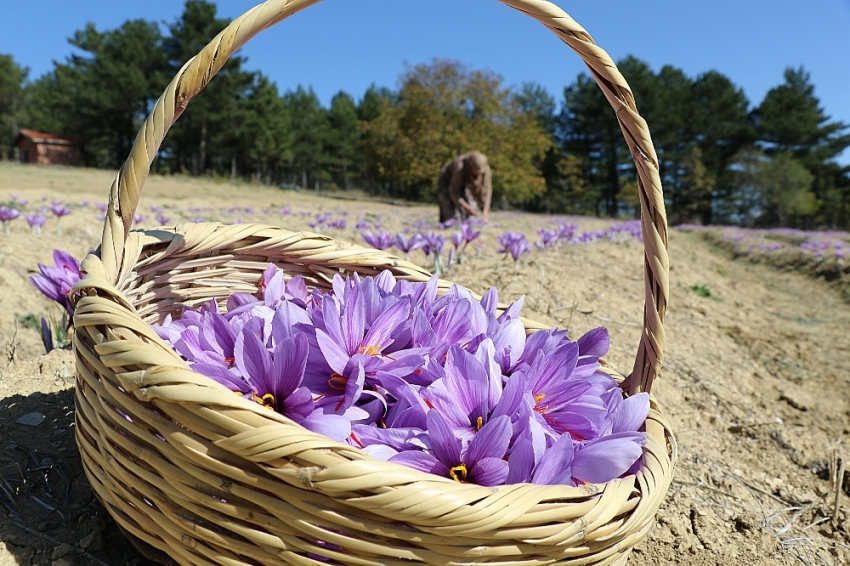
[2, 0, 849, 163]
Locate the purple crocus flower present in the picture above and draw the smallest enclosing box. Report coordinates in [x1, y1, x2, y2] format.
[497, 232, 531, 265]
[0, 206, 20, 234]
[50, 204, 71, 235]
[536, 228, 559, 250]
[236, 331, 314, 421]
[393, 232, 424, 261]
[556, 223, 578, 243]
[423, 345, 524, 441]
[26, 213, 47, 234]
[420, 232, 446, 273]
[29, 249, 82, 316]
[361, 230, 394, 250]
[391, 411, 511, 486]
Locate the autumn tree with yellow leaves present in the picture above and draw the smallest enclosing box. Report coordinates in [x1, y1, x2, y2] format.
[359, 59, 552, 205]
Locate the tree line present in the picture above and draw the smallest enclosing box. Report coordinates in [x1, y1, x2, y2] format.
[1, 0, 849, 229]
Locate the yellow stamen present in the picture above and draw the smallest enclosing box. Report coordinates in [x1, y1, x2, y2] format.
[357, 344, 381, 356]
[476, 416, 484, 431]
[534, 393, 545, 404]
[328, 373, 347, 391]
[449, 464, 468, 483]
[261, 393, 276, 410]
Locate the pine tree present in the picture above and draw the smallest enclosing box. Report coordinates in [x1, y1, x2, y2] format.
[162, 0, 254, 176]
[0, 55, 29, 160]
[754, 67, 850, 227]
[328, 91, 360, 190]
[26, 20, 166, 167]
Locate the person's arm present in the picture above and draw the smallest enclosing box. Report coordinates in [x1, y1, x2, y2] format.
[449, 170, 478, 217]
[480, 167, 492, 221]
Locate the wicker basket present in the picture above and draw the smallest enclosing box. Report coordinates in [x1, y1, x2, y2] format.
[72, 1, 675, 564]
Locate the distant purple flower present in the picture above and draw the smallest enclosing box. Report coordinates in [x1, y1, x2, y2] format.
[556, 223, 578, 242]
[497, 231, 531, 265]
[79, 199, 90, 208]
[26, 213, 47, 234]
[536, 228, 559, 250]
[420, 232, 446, 273]
[50, 204, 71, 235]
[394, 232, 423, 261]
[0, 206, 20, 234]
[460, 223, 480, 244]
[50, 204, 71, 218]
[155, 214, 171, 225]
[29, 249, 82, 316]
[361, 230, 394, 250]
[451, 232, 463, 250]
[134, 213, 144, 225]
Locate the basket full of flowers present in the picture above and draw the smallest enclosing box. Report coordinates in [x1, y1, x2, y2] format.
[71, 0, 676, 564]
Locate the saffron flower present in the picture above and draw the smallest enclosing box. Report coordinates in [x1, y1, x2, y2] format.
[393, 232, 424, 261]
[30, 250, 82, 317]
[497, 231, 531, 265]
[0, 206, 20, 234]
[361, 230, 394, 250]
[50, 204, 71, 235]
[391, 411, 512, 486]
[26, 213, 47, 234]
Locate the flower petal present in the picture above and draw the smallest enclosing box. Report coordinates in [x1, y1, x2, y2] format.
[272, 334, 309, 398]
[191, 363, 253, 395]
[390, 451, 450, 476]
[531, 433, 575, 485]
[302, 411, 350, 442]
[611, 392, 650, 433]
[426, 410, 462, 467]
[577, 327, 610, 358]
[571, 432, 644, 484]
[466, 415, 511, 466]
[506, 436, 535, 484]
[468, 457, 509, 486]
[235, 328, 271, 392]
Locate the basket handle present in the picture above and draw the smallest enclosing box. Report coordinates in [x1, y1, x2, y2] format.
[99, 0, 668, 395]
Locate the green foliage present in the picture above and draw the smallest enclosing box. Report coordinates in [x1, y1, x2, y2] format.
[689, 283, 713, 298]
[29, 20, 166, 167]
[754, 152, 818, 224]
[0, 54, 28, 160]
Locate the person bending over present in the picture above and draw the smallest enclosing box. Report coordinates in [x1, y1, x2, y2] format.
[437, 151, 492, 223]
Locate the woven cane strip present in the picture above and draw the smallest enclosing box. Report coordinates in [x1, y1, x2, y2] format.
[74, 0, 676, 564]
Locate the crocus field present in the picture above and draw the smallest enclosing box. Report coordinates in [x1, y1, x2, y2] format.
[1, 162, 850, 566]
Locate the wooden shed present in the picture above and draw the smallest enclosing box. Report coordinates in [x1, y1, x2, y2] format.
[13, 129, 81, 166]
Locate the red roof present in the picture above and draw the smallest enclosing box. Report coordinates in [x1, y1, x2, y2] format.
[15, 129, 79, 145]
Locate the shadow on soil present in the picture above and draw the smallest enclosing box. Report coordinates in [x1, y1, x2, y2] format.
[0, 387, 155, 566]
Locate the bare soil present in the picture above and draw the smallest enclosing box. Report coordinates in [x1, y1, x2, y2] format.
[1, 162, 849, 565]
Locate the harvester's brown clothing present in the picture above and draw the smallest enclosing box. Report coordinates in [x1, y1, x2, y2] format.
[437, 151, 492, 223]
